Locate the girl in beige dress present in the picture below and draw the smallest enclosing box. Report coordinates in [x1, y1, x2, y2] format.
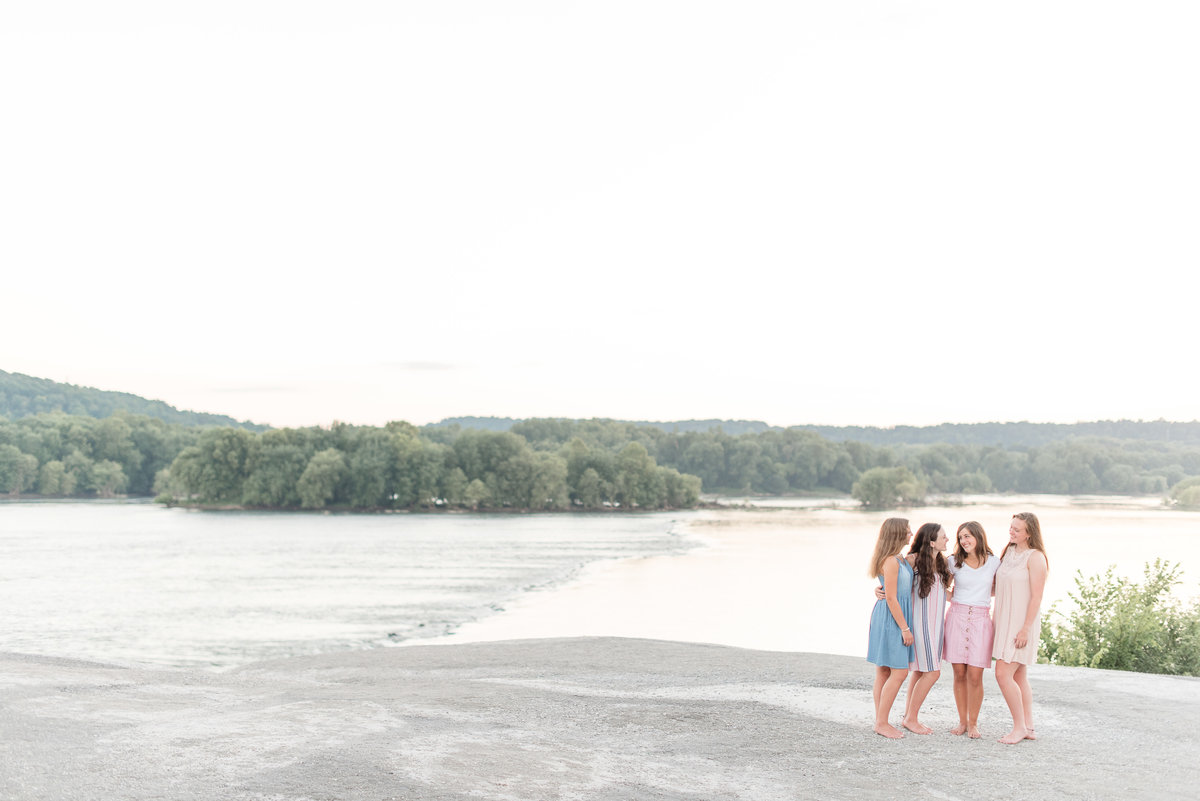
[992, 512, 1049, 745]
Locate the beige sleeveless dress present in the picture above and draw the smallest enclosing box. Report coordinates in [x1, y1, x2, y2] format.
[992, 548, 1041, 664]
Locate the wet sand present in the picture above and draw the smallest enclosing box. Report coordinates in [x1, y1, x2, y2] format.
[3, 637, 1197, 800]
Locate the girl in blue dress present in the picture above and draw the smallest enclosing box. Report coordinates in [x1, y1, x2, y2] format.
[867, 517, 915, 739]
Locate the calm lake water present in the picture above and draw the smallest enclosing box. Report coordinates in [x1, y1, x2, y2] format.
[2, 496, 1198, 668]
[0, 502, 695, 668]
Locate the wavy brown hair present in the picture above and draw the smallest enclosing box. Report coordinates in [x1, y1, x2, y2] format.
[952, 521, 993, 568]
[909, 522, 951, 598]
[868, 517, 911, 578]
[1001, 512, 1049, 568]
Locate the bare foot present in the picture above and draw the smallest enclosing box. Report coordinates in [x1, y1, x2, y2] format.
[950, 723, 967, 736]
[998, 729, 1025, 745]
[900, 717, 933, 735]
[1024, 728, 1038, 741]
[968, 724, 982, 739]
[874, 723, 905, 739]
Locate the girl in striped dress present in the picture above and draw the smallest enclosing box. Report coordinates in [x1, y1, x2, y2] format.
[899, 523, 949, 734]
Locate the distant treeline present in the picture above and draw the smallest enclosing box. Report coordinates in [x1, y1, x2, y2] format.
[0, 369, 265, 430]
[4, 412, 1200, 509]
[0, 412, 200, 497]
[433, 416, 1200, 447]
[801, 420, 1200, 447]
[469, 418, 1200, 499]
[433, 417, 775, 436]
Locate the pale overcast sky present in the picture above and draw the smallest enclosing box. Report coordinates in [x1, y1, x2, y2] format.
[3, 2, 1197, 429]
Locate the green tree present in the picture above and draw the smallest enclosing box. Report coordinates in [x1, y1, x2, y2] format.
[616, 442, 658, 507]
[958, 470, 994, 494]
[662, 467, 702, 507]
[464, 478, 491, 509]
[575, 467, 608, 508]
[677, 436, 725, 490]
[826, 451, 860, 493]
[1170, 477, 1200, 508]
[1102, 464, 1138, 494]
[169, 428, 256, 503]
[851, 466, 925, 509]
[241, 436, 309, 508]
[37, 460, 76, 495]
[89, 459, 128, 497]
[63, 449, 94, 492]
[297, 448, 347, 509]
[345, 430, 396, 509]
[529, 452, 569, 510]
[0, 444, 38, 496]
[92, 416, 143, 489]
[441, 467, 469, 506]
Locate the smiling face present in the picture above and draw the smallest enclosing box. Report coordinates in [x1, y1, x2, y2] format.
[1009, 517, 1030, 547]
[934, 526, 949, 552]
[958, 529, 976, 554]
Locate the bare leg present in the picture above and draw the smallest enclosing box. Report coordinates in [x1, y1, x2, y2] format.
[874, 667, 909, 738]
[995, 659, 1027, 744]
[950, 663, 968, 735]
[1015, 663, 1036, 739]
[873, 666, 888, 719]
[901, 670, 939, 734]
[966, 665, 986, 738]
[902, 670, 919, 722]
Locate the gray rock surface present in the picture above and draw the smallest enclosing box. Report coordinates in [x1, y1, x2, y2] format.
[2, 638, 1197, 800]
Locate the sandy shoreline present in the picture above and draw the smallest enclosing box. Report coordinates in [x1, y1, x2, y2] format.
[3, 637, 1198, 800]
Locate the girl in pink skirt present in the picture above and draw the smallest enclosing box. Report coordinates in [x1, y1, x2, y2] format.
[944, 521, 1000, 739]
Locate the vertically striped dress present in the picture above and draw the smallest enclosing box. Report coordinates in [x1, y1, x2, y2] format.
[908, 564, 947, 672]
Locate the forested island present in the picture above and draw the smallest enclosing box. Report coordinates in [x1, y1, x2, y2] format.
[2, 371, 1200, 510]
[2, 411, 1200, 511]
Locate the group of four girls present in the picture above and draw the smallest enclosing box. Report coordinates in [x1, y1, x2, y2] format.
[867, 513, 1049, 744]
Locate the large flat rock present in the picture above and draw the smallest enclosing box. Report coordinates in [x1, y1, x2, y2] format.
[2, 638, 1196, 800]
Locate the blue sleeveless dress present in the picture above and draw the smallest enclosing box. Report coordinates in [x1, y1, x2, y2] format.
[867, 555, 914, 669]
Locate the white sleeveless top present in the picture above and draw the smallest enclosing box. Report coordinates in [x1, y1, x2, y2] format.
[947, 554, 1000, 607]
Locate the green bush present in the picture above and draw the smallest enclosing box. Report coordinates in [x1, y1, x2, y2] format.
[850, 466, 925, 509]
[1039, 560, 1200, 675]
[1170, 476, 1200, 508]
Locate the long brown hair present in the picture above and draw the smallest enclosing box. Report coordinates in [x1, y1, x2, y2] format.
[868, 517, 910, 578]
[1001, 512, 1049, 568]
[909, 522, 951, 598]
[952, 521, 993, 568]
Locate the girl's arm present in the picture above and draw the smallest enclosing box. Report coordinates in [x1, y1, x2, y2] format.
[873, 555, 919, 601]
[1015, 552, 1049, 650]
[882, 558, 914, 646]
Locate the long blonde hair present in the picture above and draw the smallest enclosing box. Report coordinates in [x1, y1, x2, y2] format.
[1001, 512, 1049, 568]
[868, 517, 911, 578]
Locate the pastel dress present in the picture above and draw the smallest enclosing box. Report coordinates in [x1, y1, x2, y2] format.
[908, 564, 947, 672]
[992, 548, 1041, 665]
[867, 555, 914, 669]
[943, 554, 1000, 669]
